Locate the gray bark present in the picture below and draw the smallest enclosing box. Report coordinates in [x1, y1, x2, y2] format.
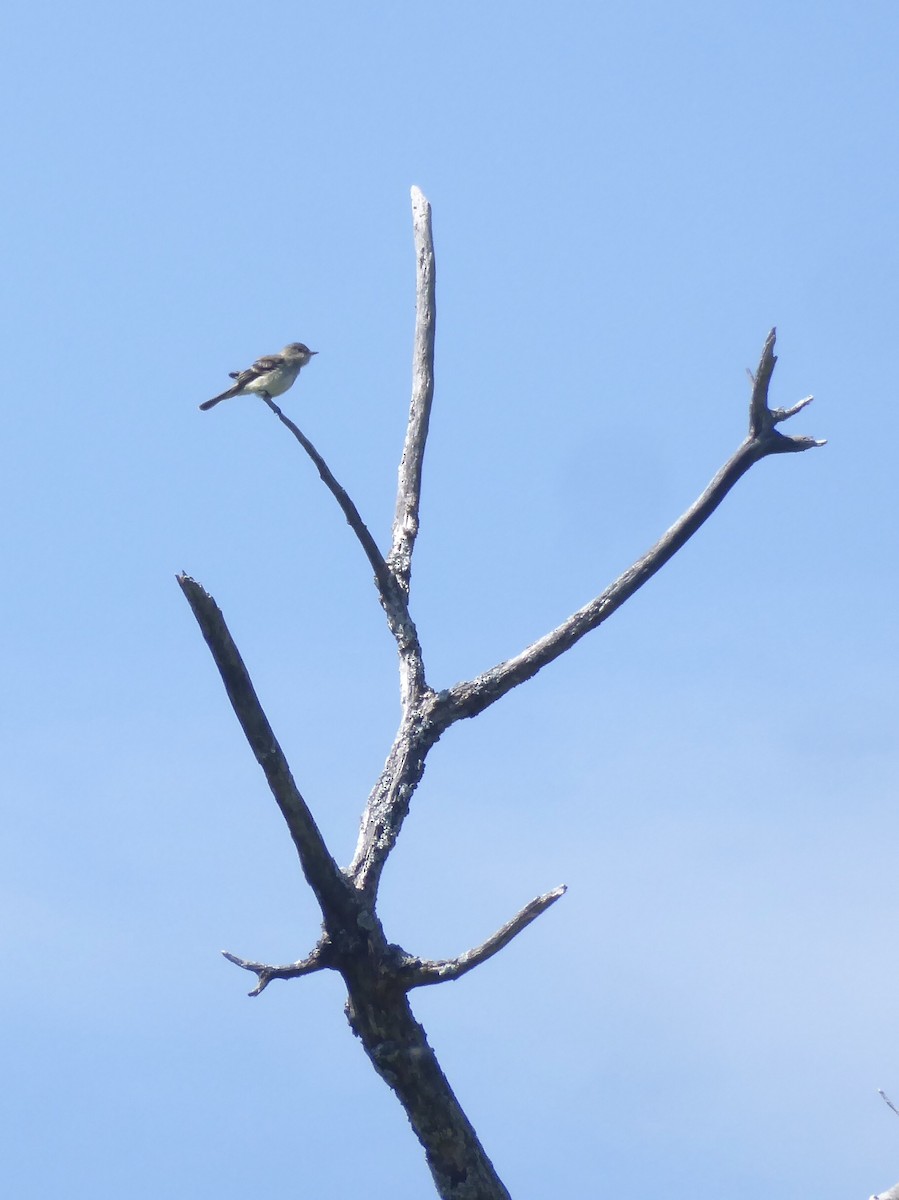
[181, 187, 822, 1198]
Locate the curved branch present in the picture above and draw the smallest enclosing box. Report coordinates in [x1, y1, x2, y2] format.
[261, 397, 427, 704]
[436, 329, 824, 727]
[177, 574, 356, 926]
[389, 185, 437, 596]
[402, 886, 567, 988]
[260, 396, 394, 596]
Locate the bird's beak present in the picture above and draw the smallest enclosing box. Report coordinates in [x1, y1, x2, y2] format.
[309, 350, 318, 356]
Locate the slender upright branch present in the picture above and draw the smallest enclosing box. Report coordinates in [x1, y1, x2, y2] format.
[748, 327, 779, 436]
[254, 189, 438, 709]
[177, 574, 355, 925]
[436, 329, 824, 727]
[389, 185, 437, 596]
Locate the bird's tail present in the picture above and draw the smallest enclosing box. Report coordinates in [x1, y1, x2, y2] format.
[199, 383, 242, 411]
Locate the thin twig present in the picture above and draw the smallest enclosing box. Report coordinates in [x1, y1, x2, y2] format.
[177, 574, 355, 925]
[879, 1089, 899, 1119]
[261, 397, 428, 705]
[260, 396, 394, 597]
[402, 886, 567, 988]
[772, 395, 815, 424]
[389, 185, 437, 596]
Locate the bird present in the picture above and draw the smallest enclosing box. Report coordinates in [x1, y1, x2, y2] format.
[199, 342, 317, 411]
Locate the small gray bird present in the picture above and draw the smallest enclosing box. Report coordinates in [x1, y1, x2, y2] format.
[200, 342, 317, 411]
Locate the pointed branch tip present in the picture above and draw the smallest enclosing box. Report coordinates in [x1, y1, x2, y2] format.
[404, 884, 568, 988]
[221, 945, 333, 996]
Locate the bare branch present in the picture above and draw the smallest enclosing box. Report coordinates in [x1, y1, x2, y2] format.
[436, 330, 823, 726]
[389, 185, 437, 596]
[748, 328, 826, 446]
[349, 703, 442, 895]
[402, 886, 567, 988]
[177, 574, 355, 925]
[260, 396, 394, 595]
[260, 397, 428, 706]
[222, 943, 333, 997]
[747, 326, 779, 436]
[772, 394, 814, 424]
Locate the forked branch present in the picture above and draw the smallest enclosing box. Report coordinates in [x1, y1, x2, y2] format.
[222, 942, 333, 997]
[349, 326, 823, 898]
[436, 328, 824, 727]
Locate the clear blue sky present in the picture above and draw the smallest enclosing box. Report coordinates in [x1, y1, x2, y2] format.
[3, 2, 898, 1196]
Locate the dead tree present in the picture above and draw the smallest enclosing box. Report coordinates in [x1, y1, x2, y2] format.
[179, 187, 824, 1199]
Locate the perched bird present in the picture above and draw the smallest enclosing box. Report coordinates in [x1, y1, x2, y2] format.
[199, 342, 317, 411]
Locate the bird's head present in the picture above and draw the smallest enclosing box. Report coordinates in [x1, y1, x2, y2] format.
[283, 343, 317, 363]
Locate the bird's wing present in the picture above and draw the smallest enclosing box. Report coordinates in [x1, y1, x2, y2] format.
[229, 354, 284, 388]
[248, 353, 285, 374]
